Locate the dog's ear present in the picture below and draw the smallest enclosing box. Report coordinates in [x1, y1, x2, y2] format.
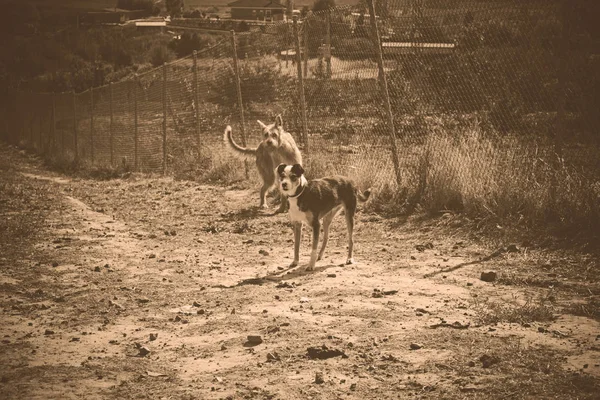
[275, 115, 283, 128]
[291, 164, 304, 177]
[276, 163, 287, 175]
[257, 120, 267, 130]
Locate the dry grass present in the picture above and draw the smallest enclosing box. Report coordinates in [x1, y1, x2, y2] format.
[473, 295, 556, 326]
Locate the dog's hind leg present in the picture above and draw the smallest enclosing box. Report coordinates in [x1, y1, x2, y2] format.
[306, 219, 321, 271]
[256, 153, 274, 208]
[318, 206, 342, 262]
[344, 202, 357, 265]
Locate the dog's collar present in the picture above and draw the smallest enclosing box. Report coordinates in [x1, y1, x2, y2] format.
[287, 183, 306, 199]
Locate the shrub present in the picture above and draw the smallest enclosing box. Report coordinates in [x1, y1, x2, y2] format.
[149, 44, 175, 67]
[207, 58, 291, 106]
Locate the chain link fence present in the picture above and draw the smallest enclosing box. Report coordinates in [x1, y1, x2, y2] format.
[2, 0, 599, 231]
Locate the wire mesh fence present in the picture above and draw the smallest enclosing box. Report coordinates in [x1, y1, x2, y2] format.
[1, 0, 598, 227]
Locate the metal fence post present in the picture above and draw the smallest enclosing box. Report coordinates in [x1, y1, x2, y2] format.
[325, 10, 332, 78]
[193, 50, 201, 150]
[231, 31, 247, 146]
[29, 93, 33, 149]
[367, 0, 402, 187]
[162, 63, 167, 175]
[303, 22, 308, 78]
[38, 96, 43, 154]
[73, 91, 78, 162]
[51, 93, 56, 154]
[133, 76, 138, 172]
[109, 82, 114, 167]
[293, 16, 309, 153]
[90, 87, 94, 165]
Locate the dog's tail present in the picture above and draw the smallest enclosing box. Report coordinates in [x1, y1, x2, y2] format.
[223, 125, 257, 159]
[357, 188, 372, 203]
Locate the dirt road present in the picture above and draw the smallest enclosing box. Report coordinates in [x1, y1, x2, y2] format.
[1, 143, 599, 399]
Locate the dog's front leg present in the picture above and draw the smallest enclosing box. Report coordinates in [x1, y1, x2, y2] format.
[290, 222, 302, 267]
[306, 220, 321, 270]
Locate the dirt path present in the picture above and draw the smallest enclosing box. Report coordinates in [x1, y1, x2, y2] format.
[1, 143, 599, 399]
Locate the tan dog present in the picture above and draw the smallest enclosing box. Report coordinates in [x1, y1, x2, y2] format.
[277, 163, 371, 270]
[224, 116, 302, 212]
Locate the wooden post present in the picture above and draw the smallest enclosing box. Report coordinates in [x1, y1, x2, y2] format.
[230, 31, 247, 146]
[325, 10, 332, 78]
[133, 77, 138, 172]
[162, 63, 167, 175]
[90, 87, 94, 165]
[551, 0, 569, 205]
[367, 0, 402, 186]
[61, 93, 65, 158]
[73, 91, 78, 162]
[303, 21, 308, 78]
[51, 93, 56, 154]
[293, 16, 309, 153]
[109, 82, 114, 167]
[38, 96, 43, 153]
[193, 50, 201, 150]
[29, 93, 33, 149]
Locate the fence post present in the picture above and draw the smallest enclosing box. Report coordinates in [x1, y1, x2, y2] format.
[193, 50, 201, 150]
[551, 0, 569, 206]
[230, 31, 247, 146]
[38, 96, 43, 154]
[90, 87, 94, 165]
[73, 91, 78, 162]
[29, 93, 33, 149]
[303, 22, 308, 78]
[109, 82, 114, 167]
[133, 76, 139, 172]
[367, 0, 402, 187]
[293, 16, 309, 153]
[51, 93, 56, 154]
[325, 10, 332, 78]
[162, 63, 167, 175]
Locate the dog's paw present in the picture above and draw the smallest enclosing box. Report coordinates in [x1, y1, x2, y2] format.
[345, 258, 355, 265]
[305, 264, 315, 271]
[289, 261, 298, 268]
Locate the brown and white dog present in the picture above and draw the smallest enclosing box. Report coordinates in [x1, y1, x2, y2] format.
[277, 163, 371, 270]
[224, 115, 302, 212]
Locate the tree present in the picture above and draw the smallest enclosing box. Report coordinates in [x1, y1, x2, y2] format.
[166, 0, 184, 18]
[312, 0, 335, 13]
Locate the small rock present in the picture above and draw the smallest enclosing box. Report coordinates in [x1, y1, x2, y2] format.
[94, 266, 101, 272]
[505, 244, 519, 253]
[327, 273, 337, 278]
[259, 249, 270, 256]
[149, 333, 158, 341]
[137, 345, 151, 357]
[197, 309, 206, 315]
[480, 271, 497, 282]
[350, 383, 357, 391]
[480, 354, 500, 368]
[409, 343, 423, 350]
[220, 344, 227, 351]
[266, 352, 281, 362]
[307, 345, 346, 359]
[314, 371, 324, 384]
[44, 329, 55, 335]
[246, 335, 263, 346]
[52, 262, 59, 268]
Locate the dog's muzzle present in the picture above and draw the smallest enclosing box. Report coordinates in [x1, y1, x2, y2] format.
[281, 182, 288, 190]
